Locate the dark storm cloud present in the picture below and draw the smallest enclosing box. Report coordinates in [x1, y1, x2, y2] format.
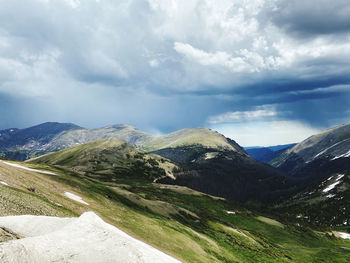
[271, 0, 350, 37]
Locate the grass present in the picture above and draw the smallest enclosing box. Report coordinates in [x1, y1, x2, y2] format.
[1, 160, 350, 262]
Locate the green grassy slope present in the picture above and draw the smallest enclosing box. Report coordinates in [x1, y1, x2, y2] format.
[30, 138, 177, 182]
[1, 160, 350, 262]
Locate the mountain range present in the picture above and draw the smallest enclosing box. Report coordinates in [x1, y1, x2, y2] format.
[23, 125, 290, 203]
[1, 121, 350, 262]
[2, 122, 350, 204]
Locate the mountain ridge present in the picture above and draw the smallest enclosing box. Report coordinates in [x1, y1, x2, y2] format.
[0, 123, 245, 161]
[270, 123, 350, 177]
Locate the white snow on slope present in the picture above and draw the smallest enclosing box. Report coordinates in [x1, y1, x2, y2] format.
[203, 152, 219, 160]
[332, 149, 350, 160]
[322, 174, 344, 193]
[312, 139, 350, 161]
[338, 232, 350, 240]
[312, 140, 346, 160]
[64, 192, 89, 205]
[0, 212, 182, 263]
[0, 215, 74, 237]
[0, 161, 57, 175]
[0, 181, 8, 186]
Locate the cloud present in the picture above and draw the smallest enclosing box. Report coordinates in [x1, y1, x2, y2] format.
[174, 42, 249, 72]
[270, 0, 350, 37]
[211, 121, 322, 147]
[0, 0, 349, 144]
[207, 105, 279, 124]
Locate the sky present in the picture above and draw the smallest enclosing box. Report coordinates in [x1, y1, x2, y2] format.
[0, 0, 350, 146]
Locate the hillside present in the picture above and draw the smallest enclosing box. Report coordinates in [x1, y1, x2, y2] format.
[32, 138, 292, 203]
[136, 128, 293, 203]
[270, 124, 350, 177]
[31, 138, 177, 182]
[272, 170, 350, 229]
[1, 159, 350, 262]
[158, 149, 296, 203]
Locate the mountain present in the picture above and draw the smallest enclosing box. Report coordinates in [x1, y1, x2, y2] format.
[143, 127, 246, 163]
[142, 127, 244, 153]
[159, 149, 295, 203]
[1, 158, 350, 262]
[245, 144, 296, 163]
[270, 124, 350, 178]
[1, 123, 293, 203]
[48, 124, 153, 151]
[31, 135, 292, 203]
[0, 123, 153, 161]
[0, 122, 81, 160]
[135, 128, 293, 203]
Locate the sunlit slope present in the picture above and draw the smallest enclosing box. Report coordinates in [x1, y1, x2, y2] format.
[30, 138, 177, 181]
[141, 127, 245, 153]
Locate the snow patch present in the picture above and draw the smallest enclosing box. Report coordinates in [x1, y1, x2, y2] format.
[332, 149, 350, 160]
[0, 215, 74, 237]
[312, 139, 349, 160]
[326, 194, 335, 198]
[0, 212, 181, 263]
[322, 174, 344, 193]
[0, 181, 8, 186]
[338, 232, 350, 240]
[322, 181, 341, 193]
[64, 192, 89, 205]
[226, 211, 236, 215]
[203, 152, 219, 160]
[0, 161, 56, 175]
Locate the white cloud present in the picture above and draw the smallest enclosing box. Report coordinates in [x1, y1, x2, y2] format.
[64, 0, 81, 9]
[207, 106, 278, 124]
[174, 42, 249, 72]
[149, 59, 159, 68]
